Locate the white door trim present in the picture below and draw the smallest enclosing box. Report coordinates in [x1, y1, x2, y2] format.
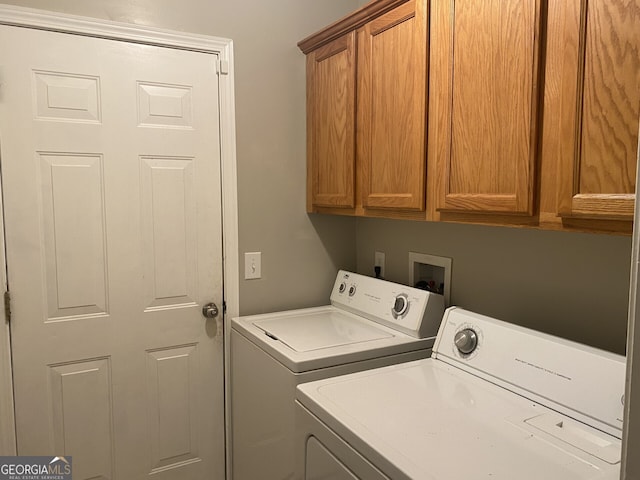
[0, 5, 240, 471]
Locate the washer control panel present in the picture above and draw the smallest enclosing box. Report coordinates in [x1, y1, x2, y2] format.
[433, 307, 626, 438]
[330, 270, 445, 338]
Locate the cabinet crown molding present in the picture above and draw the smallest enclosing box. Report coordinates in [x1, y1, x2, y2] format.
[297, 0, 410, 54]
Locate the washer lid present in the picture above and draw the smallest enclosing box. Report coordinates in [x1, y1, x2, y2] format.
[232, 306, 434, 373]
[253, 311, 393, 352]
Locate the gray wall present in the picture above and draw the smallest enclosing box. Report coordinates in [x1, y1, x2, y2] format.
[1, 0, 359, 315]
[356, 218, 632, 354]
[4, 0, 632, 355]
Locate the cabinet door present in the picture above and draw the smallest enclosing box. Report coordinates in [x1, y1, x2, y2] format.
[432, 0, 542, 215]
[358, 0, 428, 211]
[307, 32, 356, 210]
[557, 0, 640, 221]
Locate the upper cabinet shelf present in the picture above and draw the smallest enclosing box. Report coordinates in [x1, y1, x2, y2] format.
[299, 0, 640, 234]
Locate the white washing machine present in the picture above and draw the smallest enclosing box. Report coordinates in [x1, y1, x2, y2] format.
[296, 307, 626, 480]
[230, 270, 445, 480]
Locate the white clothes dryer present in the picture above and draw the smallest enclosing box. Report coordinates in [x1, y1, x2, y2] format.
[296, 307, 626, 480]
[230, 270, 445, 480]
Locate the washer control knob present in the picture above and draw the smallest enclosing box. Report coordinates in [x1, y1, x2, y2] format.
[392, 294, 409, 318]
[348, 285, 357, 297]
[338, 282, 347, 294]
[454, 329, 478, 355]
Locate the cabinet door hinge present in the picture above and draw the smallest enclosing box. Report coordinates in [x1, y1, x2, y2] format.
[4, 291, 10, 323]
[216, 59, 229, 75]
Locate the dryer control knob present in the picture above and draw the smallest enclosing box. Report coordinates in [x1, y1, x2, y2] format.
[392, 294, 409, 318]
[454, 329, 478, 355]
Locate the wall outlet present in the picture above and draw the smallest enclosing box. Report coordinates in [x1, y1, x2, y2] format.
[374, 251, 385, 278]
[244, 252, 262, 280]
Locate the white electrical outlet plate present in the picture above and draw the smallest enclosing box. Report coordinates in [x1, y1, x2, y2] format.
[374, 251, 385, 278]
[244, 252, 262, 280]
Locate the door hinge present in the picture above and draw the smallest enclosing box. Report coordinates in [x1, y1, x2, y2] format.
[216, 59, 229, 75]
[4, 291, 10, 323]
[222, 300, 227, 314]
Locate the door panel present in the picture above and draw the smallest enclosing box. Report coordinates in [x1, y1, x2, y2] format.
[34, 70, 101, 122]
[0, 25, 224, 480]
[49, 358, 114, 480]
[146, 345, 199, 471]
[140, 156, 198, 309]
[40, 153, 109, 319]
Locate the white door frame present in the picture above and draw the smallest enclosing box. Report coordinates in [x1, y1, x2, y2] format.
[0, 5, 240, 473]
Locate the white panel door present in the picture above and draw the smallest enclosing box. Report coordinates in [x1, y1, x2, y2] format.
[0, 24, 225, 480]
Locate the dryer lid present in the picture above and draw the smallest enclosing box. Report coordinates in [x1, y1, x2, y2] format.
[297, 359, 622, 480]
[252, 311, 393, 352]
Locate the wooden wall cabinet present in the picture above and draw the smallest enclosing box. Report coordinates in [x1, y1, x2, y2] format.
[300, 0, 640, 234]
[429, 0, 639, 233]
[299, 0, 428, 217]
[555, 0, 640, 222]
[429, 0, 543, 218]
[358, 0, 428, 212]
[305, 32, 356, 210]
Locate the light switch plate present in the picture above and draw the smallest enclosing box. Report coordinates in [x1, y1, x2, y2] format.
[244, 252, 262, 280]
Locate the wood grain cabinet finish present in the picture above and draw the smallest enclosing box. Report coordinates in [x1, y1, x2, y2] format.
[556, 0, 640, 221]
[300, 0, 639, 234]
[358, 0, 428, 211]
[431, 0, 543, 216]
[305, 33, 356, 210]
[299, 0, 426, 217]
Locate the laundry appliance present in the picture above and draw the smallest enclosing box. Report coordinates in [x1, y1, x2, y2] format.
[296, 307, 626, 479]
[230, 270, 445, 479]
